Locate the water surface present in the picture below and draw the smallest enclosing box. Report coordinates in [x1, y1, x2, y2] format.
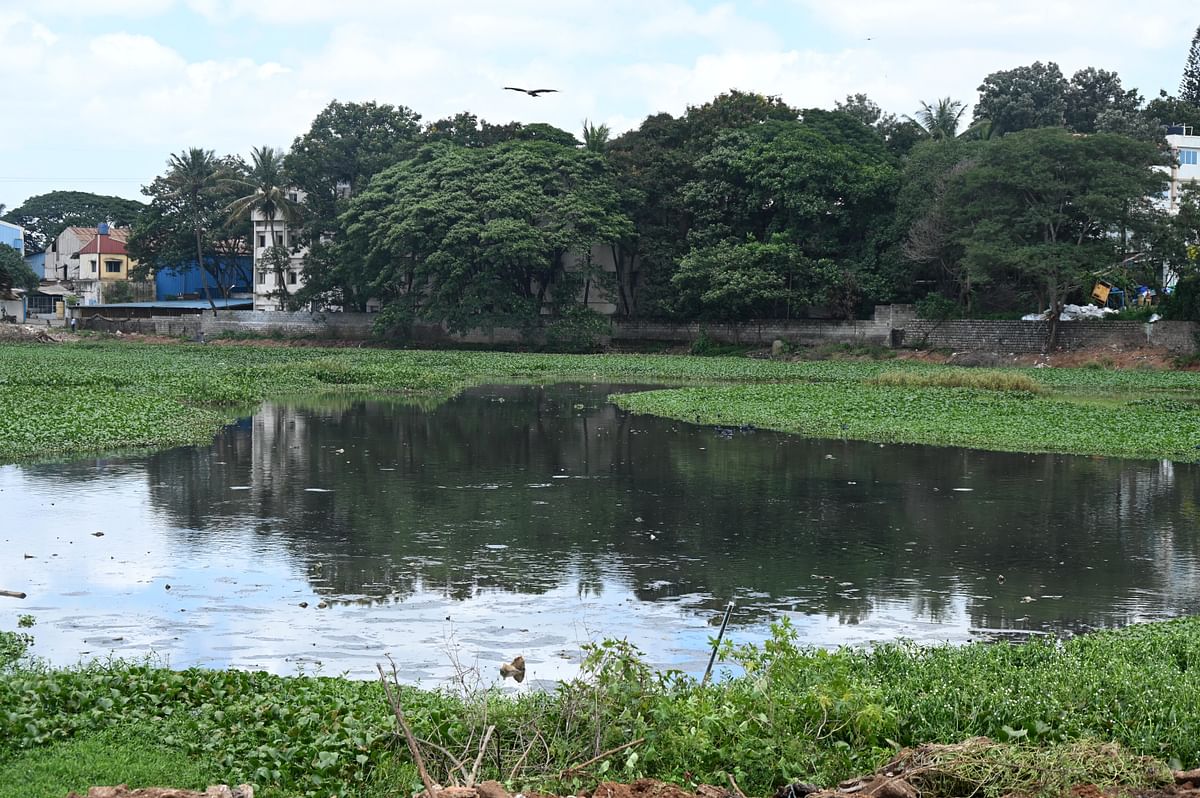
[4, 383, 1199, 683]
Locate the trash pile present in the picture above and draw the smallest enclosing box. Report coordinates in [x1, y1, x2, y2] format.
[1021, 304, 1119, 321]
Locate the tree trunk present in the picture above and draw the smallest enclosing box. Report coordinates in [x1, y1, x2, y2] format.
[196, 225, 217, 316]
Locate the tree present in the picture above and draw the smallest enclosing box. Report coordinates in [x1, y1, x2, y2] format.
[907, 97, 968, 140]
[227, 146, 302, 306]
[1144, 91, 1200, 133]
[338, 140, 631, 336]
[0, 243, 37, 295]
[1065, 68, 1142, 134]
[284, 101, 426, 311]
[1182, 25, 1200, 105]
[156, 149, 224, 313]
[973, 62, 1069, 135]
[129, 154, 250, 302]
[1, 191, 145, 252]
[945, 128, 1169, 345]
[581, 119, 611, 153]
[677, 114, 899, 320]
[424, 112, 522, 148]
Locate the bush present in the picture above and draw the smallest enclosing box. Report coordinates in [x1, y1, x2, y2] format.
[1163, 276, 1200, 321]
[915, 293, 961, 321]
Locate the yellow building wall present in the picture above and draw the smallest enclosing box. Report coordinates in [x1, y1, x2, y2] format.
[97, 254, 135, 281]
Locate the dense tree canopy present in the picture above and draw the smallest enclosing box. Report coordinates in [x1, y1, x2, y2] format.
[1, 191, 145, 252]
[337, 140, 631, 333]
[944, 129, 1168, 338]
[1183, 25, 1200, 105]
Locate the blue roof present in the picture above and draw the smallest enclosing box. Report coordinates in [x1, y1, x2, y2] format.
[91, 298, 254, 310]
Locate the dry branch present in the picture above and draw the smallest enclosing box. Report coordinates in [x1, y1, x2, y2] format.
[559, 738, 646, 778]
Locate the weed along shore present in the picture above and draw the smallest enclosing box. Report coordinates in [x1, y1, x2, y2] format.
[3, 618, 1200, 798]
[3, 341, 1200, 463]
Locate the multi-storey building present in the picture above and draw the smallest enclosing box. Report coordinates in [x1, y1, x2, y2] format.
[251, 191, 306, 311]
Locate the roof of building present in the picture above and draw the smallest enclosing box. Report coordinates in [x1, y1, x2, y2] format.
[90, 298, 254, 310]
[75, 236, 129, 257]
[35, 283, 74, 296]
[66, 226, 130, 243]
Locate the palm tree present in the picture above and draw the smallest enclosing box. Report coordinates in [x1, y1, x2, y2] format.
[907, 98, 969, 140]
[164, 148, 220, 315]
[581, 119, 611, 153]
[226, 146, 302, 308]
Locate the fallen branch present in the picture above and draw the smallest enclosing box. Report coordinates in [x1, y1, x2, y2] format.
[378, 662, 438, 798]
[560, 738, 646, 778]
[507, 732, 544, 783]
[0, 590, 26, 599]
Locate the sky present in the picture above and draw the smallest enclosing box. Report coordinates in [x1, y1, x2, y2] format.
[0, 1, 1195, 210]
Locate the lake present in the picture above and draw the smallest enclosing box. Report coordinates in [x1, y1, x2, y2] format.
[4, 382, 1199, 684]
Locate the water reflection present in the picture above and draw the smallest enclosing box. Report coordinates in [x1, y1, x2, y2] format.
[4, 383, 1200, 681]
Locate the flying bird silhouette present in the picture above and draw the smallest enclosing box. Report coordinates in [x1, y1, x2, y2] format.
[504, 87, 559, 97]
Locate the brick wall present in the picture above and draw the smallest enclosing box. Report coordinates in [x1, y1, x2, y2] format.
[898, 319, 1198, 354]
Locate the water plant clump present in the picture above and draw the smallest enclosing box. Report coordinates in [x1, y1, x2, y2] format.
[4, 342, 1200, 463]
[1, 618, 1198, 798]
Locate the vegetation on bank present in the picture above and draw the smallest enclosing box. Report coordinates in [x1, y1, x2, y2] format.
[2, 617, 1199, 798]
[4, 341, 1200, 462]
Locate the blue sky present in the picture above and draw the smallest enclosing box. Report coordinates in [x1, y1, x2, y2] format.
[1, 1, 1195, 209]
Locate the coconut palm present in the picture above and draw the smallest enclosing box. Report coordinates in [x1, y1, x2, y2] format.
[164, 148, 221, 314]
[581, 119, 611, 153]
[907, 98, 969, 140]
[226, 146, 302, 306]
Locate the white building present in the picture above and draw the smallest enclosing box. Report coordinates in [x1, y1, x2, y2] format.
[251, 190, 307, 311]
[1160, 126, 1200, 292]
[1164, 125, 1200, 213]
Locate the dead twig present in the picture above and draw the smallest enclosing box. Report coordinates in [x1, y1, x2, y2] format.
[725, 772, 748, 798]
[560, 738, 646, 778]
[1, 590, 26, 599]
[378, 660, 438, 798]
[507, 731, 544, 783]
[415, 737, 470, 783]
[466, 724, 495, 787]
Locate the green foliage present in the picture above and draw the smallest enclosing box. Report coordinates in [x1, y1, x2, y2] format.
[0, 243, 37, 294]
[612, 377, 1200, 461]
[869, 369, 1043, 393]
[1182, 25, 1200, 105]
[1165, 276, 1200, 321]
[2, 619, 1199, 798]
[973, 62, 1072, 135]
[0, 727, 219, 798]
[1, 191, 145, 252]
[914, 293, 961, 321]
[340, 139, 631, 333]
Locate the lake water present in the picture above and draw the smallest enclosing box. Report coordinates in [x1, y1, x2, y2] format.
[4, 383, 1200, 685]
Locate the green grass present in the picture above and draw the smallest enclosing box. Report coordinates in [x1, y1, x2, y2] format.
[4, 342, 1200, 463]
[0, 727, 219, 798]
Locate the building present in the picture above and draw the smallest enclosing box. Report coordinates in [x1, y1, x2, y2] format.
[1164, 125, 1200, 213]
[1160, 126, 1200, 292]
[53, 224, 151, 306]
[251, 191, 306, 311]
[45, 225, 130, 282]
[0, 220, 24, 256]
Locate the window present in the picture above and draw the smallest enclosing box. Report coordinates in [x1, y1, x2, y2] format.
[90, 259, 97, 274]
[105, 260, 122, 274]
[288, 192, 298, 202]
[258, 234, 266, 248]
[1181, 149, 1199, 166]
[257, 271, 267, 285]
[275, 233, 285, 247]
[288, 271, 298, 285]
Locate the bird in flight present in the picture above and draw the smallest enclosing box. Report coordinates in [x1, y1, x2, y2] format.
[504, 87, 559, 97]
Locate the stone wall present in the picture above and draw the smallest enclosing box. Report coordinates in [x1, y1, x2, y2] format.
[898, 319, 1198, 355]
[610, 318, 892, 347]
[67, 306, 1199, 356]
